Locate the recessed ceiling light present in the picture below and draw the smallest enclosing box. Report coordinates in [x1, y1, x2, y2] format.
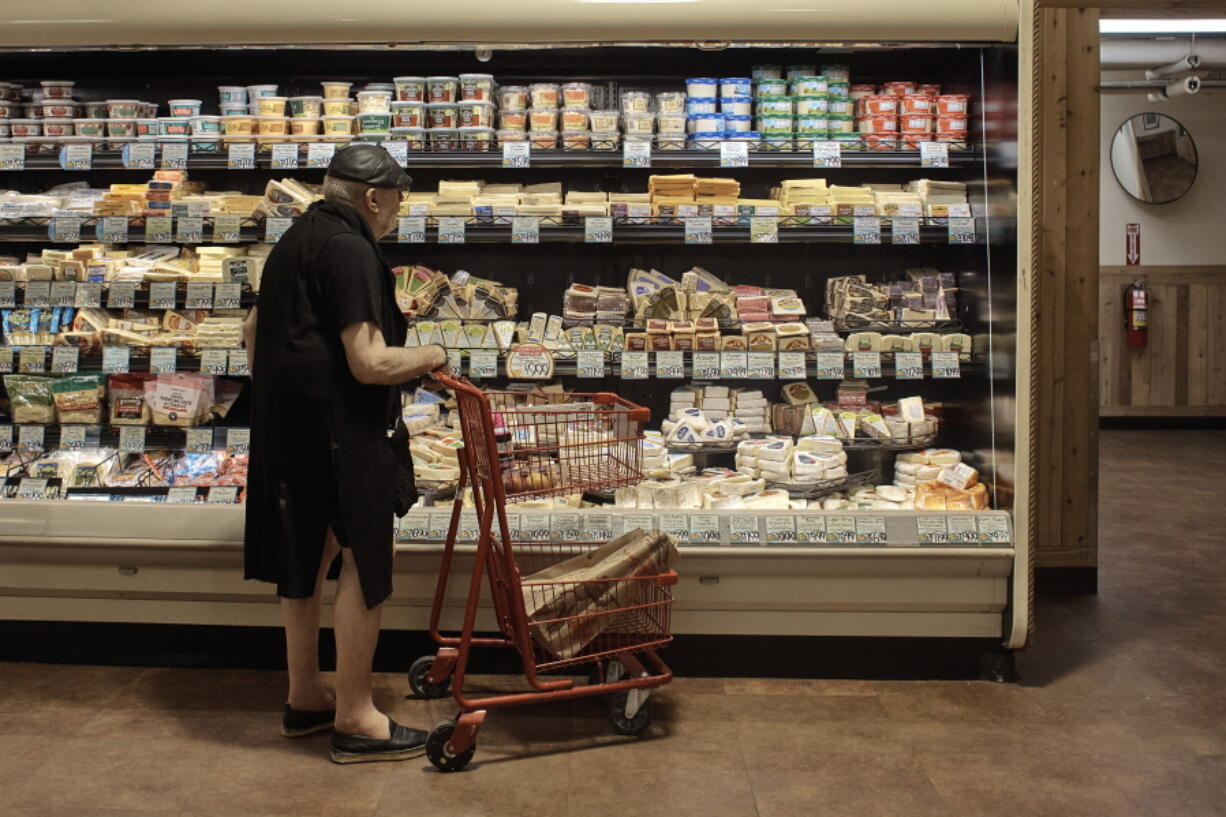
[1100, 19, 1226, 35]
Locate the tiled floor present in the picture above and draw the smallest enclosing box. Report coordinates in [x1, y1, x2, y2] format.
[2, 429, 1224, 816]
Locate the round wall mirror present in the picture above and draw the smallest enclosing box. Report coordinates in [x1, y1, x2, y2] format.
[1110, 113, 1198, 205]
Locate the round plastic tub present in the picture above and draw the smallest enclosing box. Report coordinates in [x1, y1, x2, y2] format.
[755, 114, 793, 135]
[529, 83, 560, 109]
[498, 110, 527, 130]
[528, 108, 558, 132]
[393, 77, 426, 102]
[827, 98, 854, 117]
[622, 112, 654, 135]
[256, 97, 287, 116]
[688, 111, 724, 133]
[726, 131, 761, 149]
[793, 131, 828, 149]
[794, 96, 828, 116]
[392, 101, 425, 128]
[391, 126, 427, 148]
[190, 115, 221, 134]
[40, 80, 74, 99]
[791, 77, 828, 96]
[937, 115, 968, 134]
[723, 114, 752, 133]
[755, 96, 793, 115]
[828, 114, 855, 134]
[755, 79, 787, 98]
[219, 103, 247, 117]
[426, 127, 459, 150]
[899, 114, 934, 134]
[247, 84, 279, 101]
[357, 91, 393, 114]
[290, 118, 321, 136]
[685, 78, 718, 98]
[222, 115, 256, 136]
[256, 116, 290, 135]
[900, 94, 935, 115]
[858, 95, 898, 116]
[425, 77, 459, 104]
[720, 96, 753, 116]
[787, 65, 817, 81]
[459, 74, 495, 102]
[827, 81, 850, 98]
[136, 118, 158, 136]
[322, 98, 353, 117]
[655, 92, 686, 114]
[685, 97, 718, 115]
[883, 81, 917, 96]
[0, 122, 8, 138]
[858, 115, 897, 133]
[497, 86, 529, 111]
[937, 95, 969, 115]
[559, 107, 589, 132]
[821, 64, 851, 82]
[42, 119, 73, 138]
[320, 116, 353, 137]
[426, 103, 459, 129]
[656, 113, 687, 134]
[720, 78, 752, 97]
[899, 133, 930, 150]
[40, 101, 76, 118]
[458, 101, 495, 128]
[459, 126, 495, 150]
[72, 118, 105, 137]
[82, 101, 108, 119]
[289, 96, 323, 118]
[589, 109, 619, 132]
[192, 136, 221, 153]
[865, 133, 897, 151]
[357, 113, 393, 132]
[850, 84, 877, 100]
[218, 86, 247, 104]
[796, 113, 828, 132]
[168, 99, 202, 117]
[688, 131, 725, 147]
[158, 117, 191, 136]
[561, 82, 592, 107]
[105, 119, 135, 137]
[620, 91, 651, 113]
[0, 101, 18, 118]
[321, 82, 352, 99]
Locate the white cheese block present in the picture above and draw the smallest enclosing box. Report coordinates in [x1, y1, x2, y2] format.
[876, 485, 909, 503]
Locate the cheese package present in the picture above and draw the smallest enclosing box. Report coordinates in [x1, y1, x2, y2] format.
[782, 382, 818, 405]
[943, 332, 973, 359]
[845, 332, 883, 352]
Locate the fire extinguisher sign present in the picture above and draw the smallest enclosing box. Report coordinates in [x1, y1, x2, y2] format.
[1126, 223, 1141, 266]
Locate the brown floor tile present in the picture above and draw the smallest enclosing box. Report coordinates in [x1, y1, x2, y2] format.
[375, 747, 571, 816]
[0, 664, 142, 711]
[0, 735, 61, 790]
[106, 667, 287, 711]
[76, 707, 254, 745]
[1105, 753, 1226, 817]
[723, 677, 882, 696]
[568, 744, 757, 817]
[747, 753, 948, 817]
[0, 703, 102, 737]
[874, 681, 1047, 722]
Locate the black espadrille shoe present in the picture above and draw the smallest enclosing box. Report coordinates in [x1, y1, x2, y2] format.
[281, 704, 336, 738]
[330, 718, 427, 764]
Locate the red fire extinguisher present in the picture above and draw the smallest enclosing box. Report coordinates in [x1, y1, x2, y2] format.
[1124, 280, 1148, 348]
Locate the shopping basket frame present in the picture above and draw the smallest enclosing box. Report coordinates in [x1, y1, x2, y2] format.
[410, 371, 676, 772]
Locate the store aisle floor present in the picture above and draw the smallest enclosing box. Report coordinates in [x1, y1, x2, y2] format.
[2, 429, 1223, 817]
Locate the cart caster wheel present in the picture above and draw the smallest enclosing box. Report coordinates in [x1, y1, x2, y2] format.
[607, 692, 651, 736]
[408, 656, 451, 699]
[426, 721, 475, 773]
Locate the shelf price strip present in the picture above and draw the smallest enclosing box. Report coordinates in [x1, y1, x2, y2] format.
[684, 216, 713, 245]
[227, 143, 255, 170]
[437, 216, 466, 244]
[777, 351, 805, 380]
[397, 216, 426, 243]
[623, 141, 651, 168]
[812, 141, 842, 168]
[149, 347, 177, 374]
[620, 351, 649, 380]
[720, 141, 749, 168]
[145, 215, 172, 244]
[853, 216, 881, 245]
[576, 350, 604, 378]
[795, 515, 826, 545]
[584, 216, 613, 243]
[0, 143, 26, 171]
[50, 345, 78, 374]
[750, 216, 778, 244]
[655, 350, 684, 379]
[511, 216, 540, 244]
[894, 351, 924, 380]
[270, 143, 299, 170]
[692, 351, 720, 380]
[307, 142, 336, 169]
[931, 351, 961, 379]
[502, 142, 530, 168]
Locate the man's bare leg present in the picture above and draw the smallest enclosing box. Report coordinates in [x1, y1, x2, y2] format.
[281, 530, 341, 712]
[332, 545, 390, 739]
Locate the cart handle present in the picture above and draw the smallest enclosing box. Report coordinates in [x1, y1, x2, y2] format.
[656, 570, 679, 587]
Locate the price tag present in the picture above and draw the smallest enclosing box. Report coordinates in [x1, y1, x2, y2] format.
[264, 217, 293, 243]
[18, 424, 45, 453]
[424, 511, 449, 541]
[60, 142, 92, 170]
[185, 282, 214, 309]
[894, 351, 924, 380]
[226, 427, 251, 456]
[765, 514, 796, 544]
[49, 281, 75, 308]
[69, 281, 100, 309]
[815, 351, 845, 379]
[689, 513, 721, 544]
[777, 351, 806, 380]
[214, 282, 242, 310]
[227, 348, 249, 376]
[185, 427, 213, 454]
[948, 516, 979, 545]
[166, 486, 198, 504]
[17, 478, 50, 500]
[50, 217, 81, 244]
[720, 141, 749, 168]
[23, 281, 50, 308]
[729, 515, 761, 545]
[825, 515, 857, 544]
[206, 486, 240, 504]
[852, 351, 882, 379]
[18, 346, 46, 373]
[617, 513, 654, 538]
[227, 142, 256, 170]
[692, 351, 720, 380]
[623, 140, 651, 168]
[383, 140, 408, 167]
[58, 424, 89, 451]
[750, 216, 778, 244]
[520, 511, 551, 542]
[931, 351, 961, 379]
[118, 425, 146, 453]
[149, 281, 177, 310]
[0, 143, 26, 171]
[655, 350, 684, 379]
[576, 350, 604, 378]
[397, 216, 426, 243]
[582, 513, 614, 543]
[746, 351, 775, 379]
[853, 216, 881, 245]
[917, 516, 950, 545]
[200, 349, 228, 375]
[0, 423, 11, 450]
[719, 350, 748, 379]
[948, 217, 975, 245]
[107, 281, 136, 309]
[502, 141, 530, 168]
[659, 513, 691, 544]
[795, 515, 826, 544]
[584, 216, 613, 243]
[144, 215, 172, 244]
[469, 350, 497, 378]
[621, 350, 649, 380]
[212, 214, 242, 243]
[101, 345, 131, 374]
[50, 345, 78, 373]
[511, 216, 540, 244]
[0, 281, 14, 308]
[812, 141, 842, 168]
[306, 142, 336, 168]
[149, 347, 178, 374]
[270, 143, 299, 170]
[855, 516, 888, 545]
[947, 203, 972, 218]
[94, 216, 129, 244]
[399, 510, 430, 541]
[457, 510, 479, 543]
[160, 141, 188, 169]
[684, 216, 713, 245]
[920, 141, 949, 168]
[447, 349, 463, 373]
[550, 512, 582, 543]
[891, 216, 920, 245]
[437, 216, 466, 244]
[175, 216, 203, 244]
[977, 515, 1011, 544]
[122, 142, 155, 169]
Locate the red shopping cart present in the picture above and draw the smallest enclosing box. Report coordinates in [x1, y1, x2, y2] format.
[409, 372, 676, 772]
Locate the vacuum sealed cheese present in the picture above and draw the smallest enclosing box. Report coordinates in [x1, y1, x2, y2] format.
[52, 375, 106, 424]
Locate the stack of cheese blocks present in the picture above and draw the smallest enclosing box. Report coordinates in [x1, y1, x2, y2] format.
[670, 385, 770, 434]
[826, 270, 959, 328]
[647, 174, 741, 217]
[896, 449, 989, 510]
[735, 434, 848, 485]
[822, 483, 914, 511]
[408, 425, 465, 489]
[905, 179, 969, 217]
[771, 178, 829, 215]
[614, 468, 796, 511]
[259, 178, 322, 219]
[562, 283, 629, 325]
[640, 435, 698, 480]
[145, 171, 206, 218]
[94, 184, 146, 217]
[732, 284, 807, 323]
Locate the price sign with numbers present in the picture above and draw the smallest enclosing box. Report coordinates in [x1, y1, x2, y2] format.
[855, 516, 888, 545]
[185, 427, 213, 454]
[107, 281, 136, 309]
[689, 514, 721, 544]
[149, 347, 178, 374]
[160, 141, 188, 169]
[185, 282, 214, 309]
[0, 143, 26, 171]
[853, 216, 881, 245]
[720, 141, 749, 168]
[894, 351, 924, 380]
[920, 141, 949, 168]
[166, 486, 198, 504]
[550, 512, 582, 543]
[51, 281, 76, 307]
[98, 216, 130, 244]
[122, 142, 155, 169]
[621, 513, 655, 538]
[765, 515, 797, 544]
[145, 215, 172, 244]
[948, 516, 979, 545]
[265, 217, 293, 243]
[50, 217, 81, 244]
[0, 424, 11, 449]
[584, 216, 613, 243]
[655, 350, 684, 379]
[400, 510, 430, 542]
[502, 141, 530, 168]
[59, 424, 89, 451]
[18, 346, 46, 373]
[51, 345, 78, 373]
[825, 515, 857, 544]
[149, 281, 177, 310]
[948, 217, 975, 245]
[227, 348, 249, 376]
[977, 515, 1011, 544]
[306, 142, 336, 168]
[520, 511, 551, 542]
[729, 514, 761, 545]
[382, 140, 408, 167]
[118, 425, 146, 453]
[658, 513, 690, 545]
[397, 216, 426, 243]
[931, 352, 961, 379]
[175, 216, 203, 244]
[469, 350, 497, 378]
[200, 349, 228, 375]
[917, 516, 950, 545]
[684, 216, 713, 245]
[16, 425, 43, 455]
[0, 281, 14, 308]
[582, 513, 613, 543]
[621, 351, 649, 380]
[852, 351, 882, 379]
[891, 216, 920, 245]
[623, 140, 651, 168]
[73, 281, 101, 308]
[213, 215, 242, 243]
[795, 515, 826, 545]
[576, 350, 604, 378]
[215, 282, 242, 309]
[750, 216, 778, 244]
[23, 282, 49, 309]
[226, 428, 251, 456]
[17, 478, 49, 500]
[777, 351, 806, 380]
[207, 486, 240, 504]
[815, 351, 845, 380]
[720, 351, 747, 379]
[692, 351, 720, 380]
[456, 510, 479, 543]
[227, 142, 255, 170]
[60, 143, 92, 170]
[270, 143, 299, 169]
[746, 351, 775, 379]
[447, 349, 463, 373]
[102, 345, 130, 374]
[511, 216, 540, 244]
[437, 216, 466, 244]
[812, 141, 842, 168]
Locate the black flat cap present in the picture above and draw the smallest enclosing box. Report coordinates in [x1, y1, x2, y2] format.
[326, 143, 413, 190]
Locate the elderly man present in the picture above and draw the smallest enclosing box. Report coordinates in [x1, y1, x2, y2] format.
[242, 145, 447, 763]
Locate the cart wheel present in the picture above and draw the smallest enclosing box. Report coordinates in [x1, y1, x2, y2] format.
[426, 721, 475, 773]
[408, 656, 451, 700]
[607, 691, 651, 736]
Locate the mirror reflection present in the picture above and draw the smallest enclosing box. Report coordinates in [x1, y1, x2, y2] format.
[1110, 113, 1198, 205]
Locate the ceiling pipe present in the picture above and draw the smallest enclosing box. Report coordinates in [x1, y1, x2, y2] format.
[1098, 78, 1225, 94]
[1146, 53, 1201, 79]
[1101, 38, 1226, 68]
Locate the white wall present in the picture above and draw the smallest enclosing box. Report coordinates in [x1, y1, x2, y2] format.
[1100, 71, 1226, 265]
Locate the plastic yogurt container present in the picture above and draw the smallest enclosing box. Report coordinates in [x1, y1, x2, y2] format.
[322, 98, 353, 117]
[427, 77, 460, 103]
[168, 99, 202, 117]
[756, 96, 793, 115]
[427, 103, 459, 129]
[685, 78, 718, 98]
[104, 119, 135, 137]
[755, 79, 788, 98]
[828, 81, 850, 98]
[497, 86, 529, 111]
[356, 91, 392, 113]
[72, 118, 105, 137]
[900, 93, 934, 114]
[357, 113, 393, 132]
[158, 117, 191, 136]
[620, 92, 651, 113]
[937, 95, 969, 114]
[720, 96, 752, 116]
[189, 115, 221, 134]
[255, 96, 287, 116]
[687, 111, 724, 133]
[290, 118, 321, 135]
[40, 80, 74, 99]
[136, 118, 159, 136]
[850, 84, 877, 100]
[457, 101, 495, 128]
[723, 114, 752, 133]
[828, 114, 855, 133]
[821, 64, 851, 82]
[796, 113, 829, 132]
[222, 115, 257, 135]
[752, 65, 783, 80]
[82, 101, 109, 119]
[391, 101, 425, 128]
[219, 103, 247, 117]
[828, 98, 854, 116]
[720, 78, 752, 97]
[0, 101, 20, 118]
[321, 81, 352, 99]
[289, 96, 323, 118]
[191, 136, 221, 153]
[393, 77, 426, 102]
[247, 84, 279, 101]
[786, 65, 817, 81]
[40, 101, 76, 118]
[858, 115, 898, 133]
[42, 118, 74, 138]
[791, 77, 828, 96]
[794, 96, 829, 115]
[321, 115, 354, 136]
[218, 86, 247, 104]
[688, 131, 725, 146]
[256, 116, 290, 135]
[685, 97, 718, 115]
[756, 114, 794, 134]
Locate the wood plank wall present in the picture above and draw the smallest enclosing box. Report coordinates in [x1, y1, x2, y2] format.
[1100, 266, 1226, 416]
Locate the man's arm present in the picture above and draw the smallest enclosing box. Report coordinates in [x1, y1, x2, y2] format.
[242, 306, 257, 379]
[340, 321, 448, 385]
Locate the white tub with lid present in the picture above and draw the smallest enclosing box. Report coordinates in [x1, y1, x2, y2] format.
[685, 78, 718, 98]
[723, 114, 752, 133]
[685, 97, 718, 115]
[720, 78, 752, 97]
[720, 96, 752, 116]
[687, 112, 724, 134]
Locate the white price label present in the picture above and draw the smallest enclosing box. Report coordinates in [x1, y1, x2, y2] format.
[948, 516, 979, 545]
[207, 486, 239, 504]
[149, 281, 177, 310]
[917, 516, 950, 545]
[457, 510, 479, 543]
[0, 282, 14, 308]
[853, 216, 881, 245]
[977, 515, 1010, 544]
[947, 203, 972, 218]
[746, 351, 775, 379]
[856, 516, 889, 545]
[551, 512, 582, 543]
[777, 351, 806, 380]
[720, 351, 747, 379]
[689, 514, 721, 544]
[149, 347, 178, 374]
[424, 512, 450, 541]
[383, 140, 409, 167]
[621, 351, 649, 380]
[894, 351, 924, 380]
[576, 350, 604, 378]
[213, 215, 242, 243]
[659, 513, 691, 544]
[0, 143, 26, 171]
[447, 349, 463, 373]
[185, 282, 214, 309]
[106, 282, 136, 309]
[852, 351, 882, 379]
[584, 216, 613, 243]
[948, 217, 975, 245]
[265, 217, 293, 243]
[98, 216, 130, 244]
[692, 351, 720, 380]
[765, 515, 797, 544]
[215, 282, 242, 309]
[101, 345, 131, 373]
[729, 514, 761, 544]
[166, 486, 198, 504]
[891, 216, 920, 245]
[920, 141, 949, 168]
[226, 427, 251, 456]
[520, 511, 551, 542]
[582, 513, 613, 543]
[50, 217, 81, 243]
[73, 282, 102, 308]
[469, 350, 498, 378]
[795, 515, 826, 544]
[25, 281, 50, 307]
[200, 348, 228, 375]
[437, 216, 466, 244]
[160, 142, 188, 169]
[825, 515, 857, 544]
[400, 510, 430, 542]
[185, 427, 213, 454]
[50, 345, 79, 373]
[18, 346, 46, 373]
[720, 141, 749, 168]
[502, 141, 530, 168]
[17, 478, 50, 500]
[175, 216, 204, 244]
[655, 350, 684, 379]
[58, 424, 89, 451]
[306, 142, 336, 168]
[227, 142, 256, 170]
[270, 143, 299, 170]
[122, 142, 156, 169]
[623, 140, 651, 168]
[397, 216, 426, 243]
[227, 348, 249, 376]
[145, 215, 173, 244]
[0, 424, 11, 450]
[931, 351, 961, 379]
[812, 141, 842, 168]
[815, 351, 845, 380]
[750, 216, 778, 244]
[60, 143, 92, 170]
[622, 513, 656, 536]
[18, 424, 45, 453]
[684, 216, 713, 245]
[118, 425, 146, 453]
[511, 216, 540, 244]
